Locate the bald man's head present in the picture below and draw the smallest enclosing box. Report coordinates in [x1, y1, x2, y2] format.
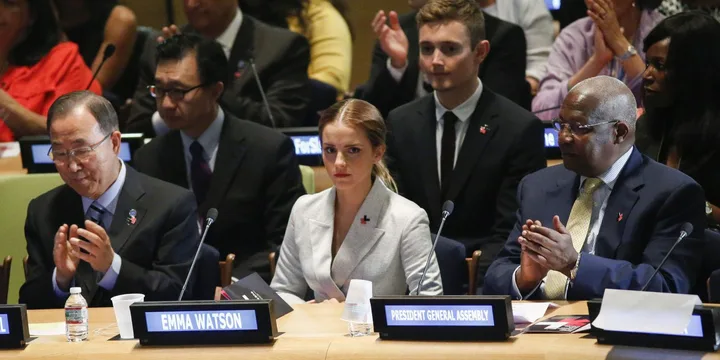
[557, 76, 636, 177]
[570, 76, 638, 130]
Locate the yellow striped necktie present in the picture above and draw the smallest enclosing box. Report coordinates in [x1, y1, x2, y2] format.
[544, 178, 604, 299]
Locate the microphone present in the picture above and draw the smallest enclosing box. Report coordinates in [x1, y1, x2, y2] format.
[247, 55, 276, 129]
[178, 208, 219, 301]
[639, 222, 693, 292]
[532, 105, 561, 114]
[416, 200, 455, 295]
[86, 44, 116, 90]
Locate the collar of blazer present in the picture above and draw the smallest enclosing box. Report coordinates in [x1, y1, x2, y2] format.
[548, 148, 645, 257]
[161, 112, 247, 214]
[105, 166, 147, 253]
[184, 17, 256, 90]
[66, 166, 146, 303]
[200, 114, 247, 215]
[413, 90, 503, 206]
[308, 178, 389, 294]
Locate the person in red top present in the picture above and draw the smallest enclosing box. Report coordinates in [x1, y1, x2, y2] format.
[0, 0, 101, 142]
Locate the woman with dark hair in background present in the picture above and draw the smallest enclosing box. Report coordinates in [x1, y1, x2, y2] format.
[636, 11, 720, 226]
[0, 0, 101, 142]
[239, 0, 353, 95]
[54, 0, 137, 101]
[532, 0, 664, 120]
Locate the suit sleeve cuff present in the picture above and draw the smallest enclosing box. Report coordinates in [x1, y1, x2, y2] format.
[98, 253, 122, 291]
[386, 58, 407, 83]
[511, 266, 542, 300]
[52, 267, 71, 298]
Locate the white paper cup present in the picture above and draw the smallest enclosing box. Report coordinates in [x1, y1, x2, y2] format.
[111, 293, 145, 339]
[341, 279, 373, 324]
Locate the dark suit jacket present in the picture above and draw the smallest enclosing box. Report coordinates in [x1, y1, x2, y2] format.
[362, 11, 529, 117]
[386, 90, 546, 275]
[132, 112, 306, 282]
[483, 149, 707, 299]
[19, 166, 200, 309]
[126, 16, 311, 136]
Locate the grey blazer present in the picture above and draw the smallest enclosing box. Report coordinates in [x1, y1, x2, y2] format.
[271, 179, 443, 304]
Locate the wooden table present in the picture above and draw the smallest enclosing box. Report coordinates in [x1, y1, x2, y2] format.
[3, 301, 717, 359]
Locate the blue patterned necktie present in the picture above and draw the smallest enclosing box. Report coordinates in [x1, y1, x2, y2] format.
[85, 201, 107, 229]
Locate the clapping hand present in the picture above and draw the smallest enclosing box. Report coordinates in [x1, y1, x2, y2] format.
[586, 0, 629, 56]
[518, 216, 578, 276]
[371, 10, 410, 69]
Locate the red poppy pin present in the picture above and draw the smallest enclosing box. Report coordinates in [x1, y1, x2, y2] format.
[617, 213, 623, 222]
[480, 124, 489, 134]
[360, 215, 370, 225]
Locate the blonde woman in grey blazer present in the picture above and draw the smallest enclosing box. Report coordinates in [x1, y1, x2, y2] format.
[270, 99, 443, 305]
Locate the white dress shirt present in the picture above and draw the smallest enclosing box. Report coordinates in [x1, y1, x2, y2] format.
[511, 146, 634, 299]
[52, 160, 127, 297]
[433, 79, 483, 183]
[179, 106, 225, 187]
[216, 8, 244, 59]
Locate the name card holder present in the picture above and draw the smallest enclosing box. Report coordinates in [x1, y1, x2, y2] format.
[370, 296, 514, 341]
[130, 300, 278, 346]
[587, 299, 720, 352]
[0, 305, 29, 349]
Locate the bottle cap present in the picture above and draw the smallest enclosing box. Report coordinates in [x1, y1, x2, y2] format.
[70, 287, 81, 294]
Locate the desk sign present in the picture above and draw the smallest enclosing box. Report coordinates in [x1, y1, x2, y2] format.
[0, 305, 29, 348]
[130, 300, 278, 345]
[587, 299, 720, 351]
[370, 296, 514, 341]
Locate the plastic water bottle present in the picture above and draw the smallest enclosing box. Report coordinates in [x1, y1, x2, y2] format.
[65, 287, 88, 342]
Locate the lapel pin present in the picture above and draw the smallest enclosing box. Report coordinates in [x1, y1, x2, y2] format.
[480, 124, 490, 134]
[360, 215, 370, 225]
[235, 60, 246, 79]
[617, 213, 623, 222]
[127, 209, 137, 225]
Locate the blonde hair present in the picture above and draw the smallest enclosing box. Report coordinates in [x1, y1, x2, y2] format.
[318, 99, 398, 192]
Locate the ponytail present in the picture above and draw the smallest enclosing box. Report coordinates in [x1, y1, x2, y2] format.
[373, 159, 397, 193]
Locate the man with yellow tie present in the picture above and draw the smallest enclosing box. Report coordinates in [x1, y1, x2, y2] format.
[483, 76, 706, 300]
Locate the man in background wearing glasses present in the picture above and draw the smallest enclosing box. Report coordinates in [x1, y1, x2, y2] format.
[19, 91, 200, 309]
[132, 34, 305, 283]
[483, 76, 706, 300]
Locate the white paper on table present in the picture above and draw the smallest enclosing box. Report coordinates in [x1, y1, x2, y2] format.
[0, 142, 20, 158]
[592, 289, 701, 335]
[512, 302, 559, 323]
[29, 322, 66, 336]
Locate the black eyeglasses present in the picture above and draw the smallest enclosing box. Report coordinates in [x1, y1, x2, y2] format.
[148, 83, 208, 101]
[552, 119, 619, 136]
